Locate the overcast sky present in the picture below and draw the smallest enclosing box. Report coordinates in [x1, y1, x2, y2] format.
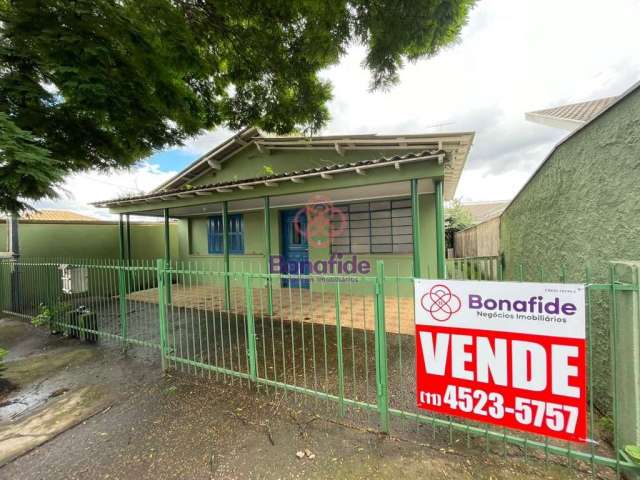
[36, 0, 640, 218]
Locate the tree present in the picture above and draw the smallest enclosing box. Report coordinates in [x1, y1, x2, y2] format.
[0, 0, 475, 212]
[0, 113, 64, 212]
[445, 199, 473, 250]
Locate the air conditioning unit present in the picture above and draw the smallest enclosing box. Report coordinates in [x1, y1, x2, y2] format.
[59, 264, 89, 294]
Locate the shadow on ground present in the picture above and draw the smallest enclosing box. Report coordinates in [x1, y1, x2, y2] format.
[0, 317, 596, 479]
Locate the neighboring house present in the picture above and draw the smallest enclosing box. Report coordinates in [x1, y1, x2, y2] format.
[1, 210, 176, 259]
[95, 128, 474, 281]
[503, 81, 640, 416]
[452, 201, 508, 258]
[502, 81, 640, 277]
[459, 200, 508, 225]
[525, 96, 619, 131]
[18, 209, 99, 222]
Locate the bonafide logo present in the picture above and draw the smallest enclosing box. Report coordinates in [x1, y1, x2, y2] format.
[270, 253, 370, 275]
[295, 194, 347, 248]
[270, 194, 370, 276]
[421, 284, 461, 322]
[468, 294, 577, 315]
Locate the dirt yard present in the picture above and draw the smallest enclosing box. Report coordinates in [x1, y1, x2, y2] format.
[0, 317, 595, 480]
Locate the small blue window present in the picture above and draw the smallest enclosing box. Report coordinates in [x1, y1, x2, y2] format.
[208, 214, 244, 254]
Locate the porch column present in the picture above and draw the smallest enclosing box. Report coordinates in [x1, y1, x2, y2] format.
[222, 201, 231, 310]
[410, 178, 421, 277]
[163, 208, 172, 303]
[118, 214, 126, 261]
[263, 196, 274, 315]
[125, 213, 132, 291]
[117, 214, 128, 348]
[435, 179, 446, 279]
[125, 213, 132, 262]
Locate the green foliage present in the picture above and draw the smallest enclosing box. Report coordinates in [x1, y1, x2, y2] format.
[445, 199, 474, 249]
[0, 347, 7, 376]
[32, 302, 71, 328]
[0, 0, 474, 211]
[0, 113, 65, 213]
[625, 445, 640, 464]
[597, 415, 614, 444]
[262, 165, 275, 176]
[165, 385, 178, 395]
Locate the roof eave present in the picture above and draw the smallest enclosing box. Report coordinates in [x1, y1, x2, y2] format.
[93, 151, 447, 208]
[505, 80, 640, 215]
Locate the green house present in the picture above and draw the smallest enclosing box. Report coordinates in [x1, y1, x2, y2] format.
[96, 128, 474, 285]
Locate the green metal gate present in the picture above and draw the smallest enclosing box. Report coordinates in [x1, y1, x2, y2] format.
[1, 256, 638, 478]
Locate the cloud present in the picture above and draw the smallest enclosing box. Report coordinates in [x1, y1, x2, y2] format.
[317, 0, 640, 200]
[179, 127, 235, 155]
[34, 163, 176, 220]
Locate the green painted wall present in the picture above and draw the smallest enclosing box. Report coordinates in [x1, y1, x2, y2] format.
[500, 87, 640, 414]
[0, 222, 178, 259]
[176, 192, 438, 295]
[501, 88, 640, 277]
[0, 222, 179, 312]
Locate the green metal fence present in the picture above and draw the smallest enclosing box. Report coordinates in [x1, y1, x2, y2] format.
[0, 256, 638, 478]
[446, 255, 501, 280]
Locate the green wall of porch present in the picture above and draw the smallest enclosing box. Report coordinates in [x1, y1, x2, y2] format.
[171, 193, 437, 296]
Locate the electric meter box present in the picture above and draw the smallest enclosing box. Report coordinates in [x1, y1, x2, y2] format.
[59, 264, 89, 294]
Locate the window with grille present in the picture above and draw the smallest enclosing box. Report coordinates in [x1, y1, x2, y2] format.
[330, 199, 413, 254]
[208, 214, 244, 254]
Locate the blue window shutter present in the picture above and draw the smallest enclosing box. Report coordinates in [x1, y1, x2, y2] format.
[208, 216, 223, 254]
[208, 214, 244, 255]
[228, 214, 244, 254]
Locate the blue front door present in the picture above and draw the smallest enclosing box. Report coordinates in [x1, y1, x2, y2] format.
[281, 209, 309, 288]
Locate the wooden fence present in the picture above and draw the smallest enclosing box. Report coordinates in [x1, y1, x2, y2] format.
[453, 216, 500, 258]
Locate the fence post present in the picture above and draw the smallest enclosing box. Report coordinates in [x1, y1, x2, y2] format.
[156, 259, 169, 371]
[263, 196, 274, 315]
[244, 274, 258, 382]
[222, 201, 231, 310]
[374, 260, 390, 433]
[8, 213, 21, 313]
[163, 208, 172, 304]
[118, 260, 128, 352]
[610, 261, 640, 465]
[335, 282, 345, 416]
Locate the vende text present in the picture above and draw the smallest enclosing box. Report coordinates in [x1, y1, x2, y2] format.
[414, 280, 587, 443]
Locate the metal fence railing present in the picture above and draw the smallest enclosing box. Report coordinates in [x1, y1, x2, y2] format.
[446, 255, 501, 280]
[0, 256, 638, 478]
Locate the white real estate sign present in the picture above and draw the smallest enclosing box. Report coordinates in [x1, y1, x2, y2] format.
[414, 279, 587, 443]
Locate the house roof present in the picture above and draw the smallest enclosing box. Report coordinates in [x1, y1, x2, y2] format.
[525, 96, 619, 130]
[94, 149, 448, 208]
[97, 129, 475, 208]
[459, 200, 509, 223]
[2, 210, 99, 222]
[506, 80, 640, 214]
